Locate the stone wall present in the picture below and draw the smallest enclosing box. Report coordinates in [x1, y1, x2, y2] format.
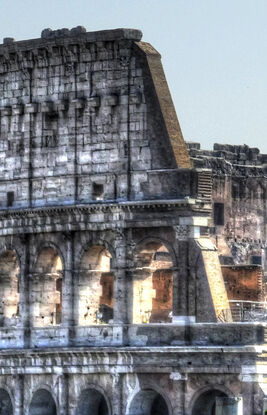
[222, 265, 263, 302]
[0, 26, 265, 415]
[0, 346, 264, 415]
[0, 27, 192, 211]
[188, 142, 267, 273]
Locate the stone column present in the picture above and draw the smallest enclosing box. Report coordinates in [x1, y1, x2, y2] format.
[125, 269, 134, 326]
[14, 375, 24, 415]
[125, 239, 135, 325]
[113, 229, 128, 325]
[242, 377, 260, 415]
[20, 234, 31, 347]
[169, 372, 187, 415]
[111, 371, 122, 415]
[58, 374, 69, 415]
[62, 232, 75, 345]
[173, 219, 203, 324]
[172, 226, 190, 323]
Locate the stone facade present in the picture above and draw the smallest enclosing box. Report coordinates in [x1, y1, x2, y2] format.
[0, 27, 266, 415]
[188, 142, 267, 271]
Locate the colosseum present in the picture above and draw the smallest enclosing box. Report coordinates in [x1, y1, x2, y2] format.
[0, 26, 266, 414]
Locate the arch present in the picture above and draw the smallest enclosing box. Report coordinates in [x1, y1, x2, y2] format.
[191, 387, 234, 415]
[0, 244, 22, 270]
[0, 249, 20, 327]
[0, 388, 13, 415]
[32, 247, 63, 327]
[33, 242, 65, 273]
[29, 389, 56, 415]
[128, 389, 169, 415]
[134, 236, 177, 268]
[75, 388, 109, 415]
[77, 239, 116, 269]
[133, 240, 173, 323]
[79, 245, 114, 325]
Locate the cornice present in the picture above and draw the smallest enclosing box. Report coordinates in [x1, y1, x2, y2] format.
[0, 28, 142, 51]
[0, 198, 209, 220]
[0, 345, 261, 359]
[0, 28, 142, 74]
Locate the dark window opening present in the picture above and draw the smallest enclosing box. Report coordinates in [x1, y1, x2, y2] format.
[92, 183, 104, 201]
[251, 255, 262, 265]
[232, 184, 239, 198]
[214, 202, 224, 226]
[41, 133, 58, 148]
[42, 111, 58, 148]
[45, 111, 58, 123]
[7, 191, 14, 207]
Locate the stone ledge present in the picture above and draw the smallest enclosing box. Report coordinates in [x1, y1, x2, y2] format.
[0, 322, 263, 350]
[0, 94, 146, 114]
[0, 198, 200, 218]
[0, 28, 143, 50]
[0, 344, 262, 356]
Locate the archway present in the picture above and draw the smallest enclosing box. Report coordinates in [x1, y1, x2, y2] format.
[33, 247, 63, 327]
[76, 388, 109, 415]
[192, 389, 228, 415]
[79, 245, 114, 325]
[0, 250, 20, 326]
[133, 241, 173, 323]
[0, 389, 13, 415]
[29, 389, 56, 415]
[128, 389, 169, 415]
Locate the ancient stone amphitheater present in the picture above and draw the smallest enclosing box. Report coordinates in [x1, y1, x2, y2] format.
[0, 26, 266, 415]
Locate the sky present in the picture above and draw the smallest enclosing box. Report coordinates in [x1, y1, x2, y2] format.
[0, 0, 266, 153]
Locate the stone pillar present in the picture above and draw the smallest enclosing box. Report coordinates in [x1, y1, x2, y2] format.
[20, 234, 31, 347]
[172, 226, 190, 323]
[14, 374, 24, 415]
[58, 374, 69, 415]
[243, 378, 262, 415]
[125, 240, 135, 325]
[125, 269, 134, 325]
[62, 232, 75, 345]
[113, 229, 128, 324]
[169, 372, 187, 415]
[111, 371, 122, 415]
[173, 219, 205, 323]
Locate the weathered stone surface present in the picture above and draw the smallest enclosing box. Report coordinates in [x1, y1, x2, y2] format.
[188, 142, 267, 271]
[0, 27, 264, 415]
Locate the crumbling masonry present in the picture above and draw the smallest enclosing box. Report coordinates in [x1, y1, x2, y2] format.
[0, 26, 266, 415]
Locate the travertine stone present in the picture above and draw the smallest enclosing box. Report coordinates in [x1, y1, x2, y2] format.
[0, 27, 264, 415]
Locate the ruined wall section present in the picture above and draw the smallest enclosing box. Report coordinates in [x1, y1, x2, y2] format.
[188, 142, 267, 269]
[134, 41, 192, 170]
[0, 29, 192, 210]
[222, 265, 264, 302]
[188, 238, 231, 322]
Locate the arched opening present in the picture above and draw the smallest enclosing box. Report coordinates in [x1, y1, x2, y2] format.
[0, 389, 13, 415]
[33, 247, 63, 327]
[192, 389, 229, 415]
[76, 388, 109, 415]
[133, 241, 173, 323]
[29, 389, 56, 415]
[79, 245, 114, 325]
[128, 389, 169, 415]
[0, 250, 20, 326]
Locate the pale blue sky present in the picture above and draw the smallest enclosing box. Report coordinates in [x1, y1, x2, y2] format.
[0, 0, 266, 153]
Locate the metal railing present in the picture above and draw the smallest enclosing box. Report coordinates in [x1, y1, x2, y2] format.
[229, 300, 267, 322]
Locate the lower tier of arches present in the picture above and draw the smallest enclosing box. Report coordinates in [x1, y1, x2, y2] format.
[0, 370, 264, 415]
